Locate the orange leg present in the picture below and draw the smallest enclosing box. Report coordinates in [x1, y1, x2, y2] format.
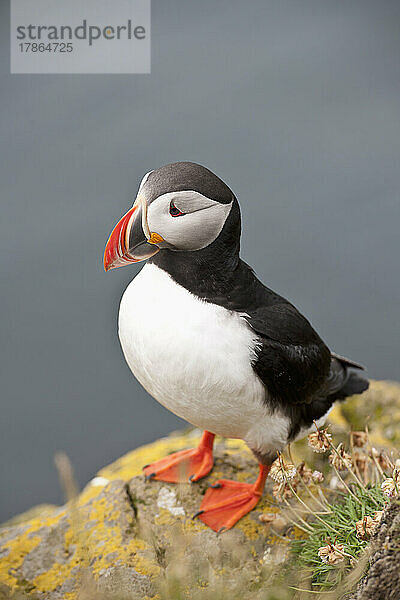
[194, 463, 271, 532]
[143, 430, 215, 483]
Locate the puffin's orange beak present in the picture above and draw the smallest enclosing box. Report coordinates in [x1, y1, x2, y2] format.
[104, 199, 161, 272]
[104, 206, 138, 271]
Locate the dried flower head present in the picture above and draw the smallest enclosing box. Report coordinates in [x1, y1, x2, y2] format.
[381, 478, 398, 498]
[311, 470, 324, 484]
[272, 482, 293, 502]
[373, 510, 384, 525]
[318, 542, 345, 565]
[351, 431, 368, 447]
[370, 448, 391, 472]
[329, 443, 352, 471]
[381, 470, 400, 498]
[270, 458, 296, 483]
[308, 429, 332, 453]
[355, 516, 378, 540]
[297, 462, 313, 484]
[354, 451, 368, 477]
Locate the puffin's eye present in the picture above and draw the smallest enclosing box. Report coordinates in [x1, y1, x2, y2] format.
[169, 201, 184, 217]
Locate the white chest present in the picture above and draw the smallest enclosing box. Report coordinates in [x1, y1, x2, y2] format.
[118, 264, 290, 452]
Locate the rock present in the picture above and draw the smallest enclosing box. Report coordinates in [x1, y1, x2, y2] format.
[0, 380, 398, 599]
[0, 431, 285, 599]
[350, 502, 400, 600]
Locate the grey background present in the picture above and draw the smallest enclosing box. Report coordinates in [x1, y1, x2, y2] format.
[1, 0, 399, 522]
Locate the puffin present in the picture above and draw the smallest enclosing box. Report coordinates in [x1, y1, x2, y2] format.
[104, 161, 368, 532]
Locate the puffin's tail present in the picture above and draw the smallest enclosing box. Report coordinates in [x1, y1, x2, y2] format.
[288, 352, 369, 442]
[328, 352, 369, 401]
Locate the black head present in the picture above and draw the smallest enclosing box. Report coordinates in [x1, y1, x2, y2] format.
[141, 162, 235, 206]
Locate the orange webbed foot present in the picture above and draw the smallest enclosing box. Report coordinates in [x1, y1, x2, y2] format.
[194, 464, 271, 532]
[143, 431, 215, 484]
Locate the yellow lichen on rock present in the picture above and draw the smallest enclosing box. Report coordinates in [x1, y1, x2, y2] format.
[0, 431, 267, 599]
[0, 528, 42, 589]
[0, 478, 161, 598]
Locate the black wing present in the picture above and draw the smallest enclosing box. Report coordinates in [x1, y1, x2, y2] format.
[244, 301, 332, 405]
[230, 263, 368, 407]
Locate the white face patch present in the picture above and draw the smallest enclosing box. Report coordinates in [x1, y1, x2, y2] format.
[146, 190, 233, 251]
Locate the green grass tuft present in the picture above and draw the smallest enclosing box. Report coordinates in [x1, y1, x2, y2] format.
[291, 482, 386, 591]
